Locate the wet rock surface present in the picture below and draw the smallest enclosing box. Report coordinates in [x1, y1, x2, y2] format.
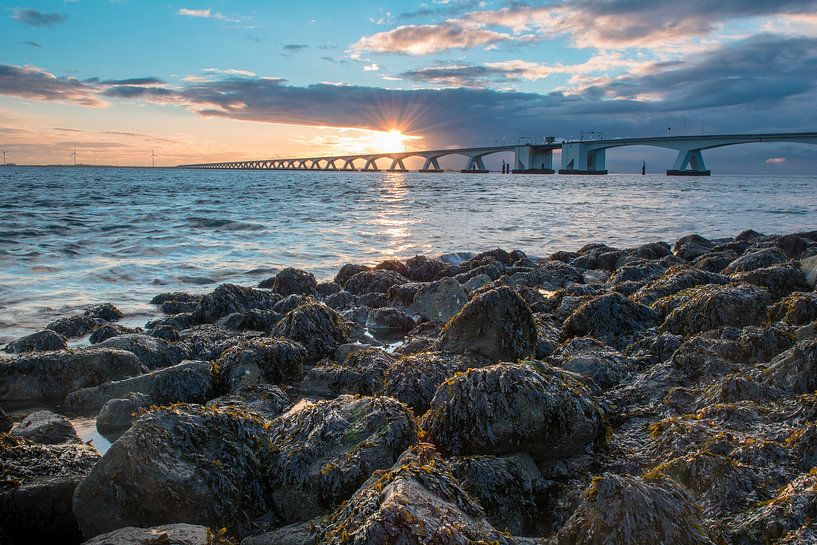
[2, 229, 815, 544]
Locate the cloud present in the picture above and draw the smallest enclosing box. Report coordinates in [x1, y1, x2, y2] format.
[20, 41, 42, 48]
[98, 77, 165, 85]
[177, 8, 237, 22]
[202, 68, 256, 77]
[401, 61, 555, 87]
[12, 8, 67, 27]
[0, 64, 104, 107]
[363, 63, 380, 72]
[283, 44, 308, 54]
[766, 157, 786, 163]
[351, 23, 514, 55]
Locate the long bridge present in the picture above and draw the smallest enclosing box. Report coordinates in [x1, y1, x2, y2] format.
[178, 132, 817, 176]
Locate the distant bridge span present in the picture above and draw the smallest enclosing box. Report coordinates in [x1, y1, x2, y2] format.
[178, 132, 817, 176]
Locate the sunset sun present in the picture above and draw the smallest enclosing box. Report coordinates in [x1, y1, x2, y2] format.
[375, 129, 409, 153]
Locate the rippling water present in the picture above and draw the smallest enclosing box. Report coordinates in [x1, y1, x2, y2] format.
[1, 166, 815, 343]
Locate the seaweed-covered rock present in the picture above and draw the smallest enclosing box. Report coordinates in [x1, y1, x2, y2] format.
[218, 337, 306, 392]
[193, 283, 281, 324]
[728, 469, 817, 545]
[632, 266, 729, 306]
[0, 407, 11, 433]
[266, 395, 418, 522]
[11, 410, 79, 445]
[410, 277, 468, 323]
[270, 303, 351, 363]
[3, 330, 67, 354]
[65, 360, 213, 413]
[769, 292, 817, 326]
[383, 351, 475, 414]
[89, 323, 140, 344]
[95, 334, 191, 370]
[343, 269, 408, 296]
[217, 309, 282, 332]
[0, 435, 100, 545]
[659, 284, 770, 336]
[73, 404, 275, 539]
[673, 234, 715, 261]
[84, 303, 122, 322]
[365, 307, 415, 332]
[0, 348, 142, 404]
[552, 337, 633, 388]
[450, 453, 549, 536]
[557, 473, 715, 545]
[760, 339, 817, 394]
[300, 348, 394, 397]
[81, 524, 230, 545]
[609, 260, 665, 286]
[563, 292, 658, 348]
[324, 291, 355, 312]
[96, 392, 152, 435]
[437, 286, 536, 362]
[404, 255, 446, 282]
[422, 361, 606, 461]
[269, 267, 318, 296]
[801, 254, 817, 288]
[206, 384, 290, 421]
[310, 444, 513, 545]
[150, 292, 203, 306]
[45, 315, 101, 338]
[333, 264, 370, 288]
[724, 248, 787, 274]
[732, 262, 809, 299]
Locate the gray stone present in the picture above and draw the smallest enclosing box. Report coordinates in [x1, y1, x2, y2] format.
[81, 524, 219, 545]
[410, 277, 468, 323]
[96, 392, 152, 435]
[11, 410, 80, 444]
[3, 330, 66, 354]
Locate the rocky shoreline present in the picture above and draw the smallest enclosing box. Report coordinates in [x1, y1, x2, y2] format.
[1, 228, 817, 545]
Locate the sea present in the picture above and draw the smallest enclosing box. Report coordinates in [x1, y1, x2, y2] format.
[1, 166, 816, 345]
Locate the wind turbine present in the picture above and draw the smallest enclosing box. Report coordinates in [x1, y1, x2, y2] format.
[150, 149, 157, 168]
[71, 149, 79, 166]
[1, 149, 7, 165]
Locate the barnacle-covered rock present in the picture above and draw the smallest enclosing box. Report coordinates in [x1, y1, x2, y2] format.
[266, 395, 418, 523]
[0, 434, 100, 545]
[563, 292, 658, 348]
[659, 284, 770, 336]
[3, 330, 67, 354]
[193, 283, 281, 324]
[270, 303, 351, 363]
[0, 348, 141, 405]
[556, 473, 716, 545]
[421, 361, 606, 461]
[437, 286, 536, 362]
[73, 404, 275, 539]
[218, 337, 306, 392]
[300, 348, 394, 397]
[382, 351, 475, 414]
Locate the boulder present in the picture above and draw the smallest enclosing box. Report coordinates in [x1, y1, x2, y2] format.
[383, 351, 475, 414]
[0, 435, 99, 545]
[150, 292, 203, 306]
[206, 384, 290, 421]
[731, 262, 808, 299]
[73, 404, 275, 539]
[95, 334, 191, 370]
[410, 277, 468, 323]
[309, 444, 512, 545]
[324, 291, 355, 311]
[404, 255, 446, 281]
[609, 260, 666, 286]
[11, 410, 79, 444]
[96, 392, 152, 435]
[3, 330, 66, 354]
[557, 473, 716, 545]
[659, 284, 770, 336]
[158, 299, 199, 315]
[81, 524, 226, 545]
[218, 337, 306, 392]
[300, 348, 394, 397]
[0, 348, 142, 405]
[270, 303, 351, 363]
[421, 361, 606, 461]
[45, 315, 101, 338]
[563, 292, 658, 348]
[723, 248, 787, 274]
[316, 281, 341, 297]
[437, 286, 536, 362]
[343, 269, 408, 296]
[769, 291, 817, 325]
[65, 360, 213, 413]
[450, 453, 549, 536]
[273, 294, 315, 314]
[760, 339, 817, 394]
[673, 234, 715, 261]
[266, 395, 418, 523]
[193, 283, 281, 324]
[632, 266, 730, 306]
[333, 264, 370, 288]
[365, 307, 415, 332]
[0, 406, 11, 433]
[373, 258, 408, 277]
[268, 267, 318, 296]
[461, 273, 492, 292]
[89, 323, 140, 344]
[83, 303, 123, 322]
[216, 309, 282, 332]
[800, 254, 817, 288]
[552, 337, 633, 388]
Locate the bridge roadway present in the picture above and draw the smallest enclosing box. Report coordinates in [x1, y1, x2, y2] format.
[178, 132, 817, 176]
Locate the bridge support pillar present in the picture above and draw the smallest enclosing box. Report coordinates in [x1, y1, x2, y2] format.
[558, 143, 608, 174]
[341, 159, 358, 171]
[462, 155, 488, 173]
[362, 158, 380, 172]
[667, 149, 710, 176]
[513, 145, 555, 174]
[420, 157, 443, 172]
[387, 158, 407, 172]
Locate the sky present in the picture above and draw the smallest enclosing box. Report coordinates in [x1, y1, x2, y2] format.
[1, 0, 817, 172]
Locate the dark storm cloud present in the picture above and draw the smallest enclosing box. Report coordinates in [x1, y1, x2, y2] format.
[12, 8, 67, 27]
[0, 64, 103, 106]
